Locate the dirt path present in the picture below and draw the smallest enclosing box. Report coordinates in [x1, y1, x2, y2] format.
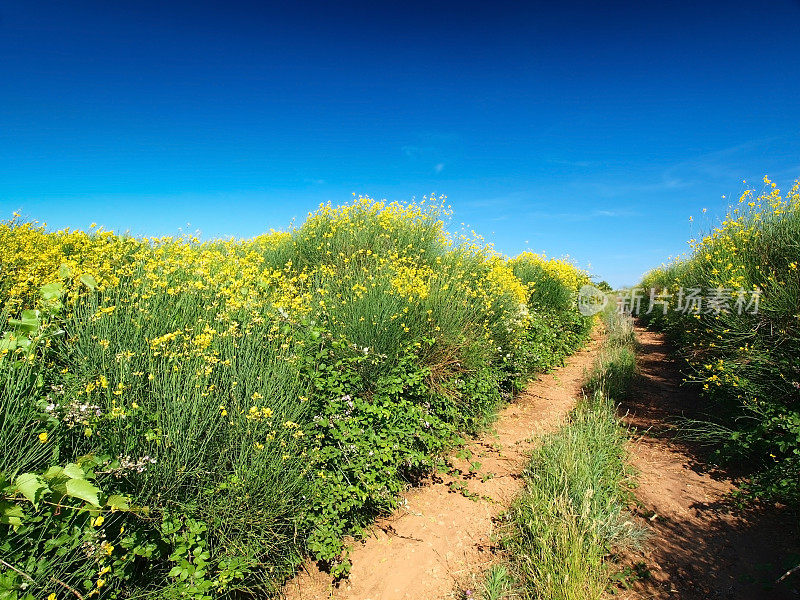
[284, 333, 602, 600]
[616, 325, 799, 600]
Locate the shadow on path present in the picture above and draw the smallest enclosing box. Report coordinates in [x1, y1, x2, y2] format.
[615, 325, 799, 600]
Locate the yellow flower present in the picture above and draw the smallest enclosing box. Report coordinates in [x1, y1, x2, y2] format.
[38, 431, 48, 444]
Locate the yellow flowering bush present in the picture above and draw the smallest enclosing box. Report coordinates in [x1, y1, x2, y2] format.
[0, 196, 592, 596]
[640, 177, 800, 505]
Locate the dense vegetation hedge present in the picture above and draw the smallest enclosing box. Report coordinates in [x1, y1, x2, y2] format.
[640, 178, 800, 506]
[0, 197, 591, 599]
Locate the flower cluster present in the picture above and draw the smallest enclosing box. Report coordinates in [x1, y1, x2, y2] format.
[0, 195, 594, 597]
[639, 177, 800, 505]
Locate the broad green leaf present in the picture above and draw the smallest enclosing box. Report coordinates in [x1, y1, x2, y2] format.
[49, 479, 68, 496]
[65, 478, 101, 507]
[63, 463, 85, 479]
[42, 466, 66, 481]
[79, 274, 97, 290]
[0, 333, 16, 352]
[58, 263, 74, 279]
[106, 494, 131, 511]
[14, 473, 48, 507]
[20, 309, 40, 322]
[0, 501, 24, 528]
[8, 310, 40, 334]
[40, 281, 64, 300]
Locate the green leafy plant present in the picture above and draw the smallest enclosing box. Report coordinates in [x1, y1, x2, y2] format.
[0, 200, 593, 596]
[640, 179, 800, 505]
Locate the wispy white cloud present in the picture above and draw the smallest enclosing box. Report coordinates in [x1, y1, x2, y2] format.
[662, 135, 800, 186]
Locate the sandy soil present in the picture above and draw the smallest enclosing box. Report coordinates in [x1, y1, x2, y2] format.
[283, 333, 602, 600]
[615, 325, 800, 600]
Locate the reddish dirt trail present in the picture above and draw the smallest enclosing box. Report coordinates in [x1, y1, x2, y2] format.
[284, 333, 602, 600]
[616, 325, 799, 600]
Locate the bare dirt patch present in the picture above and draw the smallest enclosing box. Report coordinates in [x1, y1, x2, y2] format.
[284, 333, 602, 600]
[615, 325, 799, 600]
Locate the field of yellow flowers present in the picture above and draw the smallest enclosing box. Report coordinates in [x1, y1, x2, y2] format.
[0, 197, 592, 599]
[640, 178, 800, 506]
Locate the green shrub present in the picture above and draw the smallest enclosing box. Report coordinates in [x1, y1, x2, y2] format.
[0, 199, 592, 597]
[640, 178, 800, 505]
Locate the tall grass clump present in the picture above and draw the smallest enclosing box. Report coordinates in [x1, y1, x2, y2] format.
[0, 198, 592, 598]
[640, 177, 800, 506]
[495, 310, 639, 600]
[584, 308, 637, 399]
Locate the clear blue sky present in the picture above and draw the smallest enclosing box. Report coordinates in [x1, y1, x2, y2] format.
[2, 0, 799, 286]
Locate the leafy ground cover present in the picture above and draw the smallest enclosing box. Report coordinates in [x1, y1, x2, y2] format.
[0, 197, 591, 599]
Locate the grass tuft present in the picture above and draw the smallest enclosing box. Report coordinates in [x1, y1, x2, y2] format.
[490, 310, 641, 600]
